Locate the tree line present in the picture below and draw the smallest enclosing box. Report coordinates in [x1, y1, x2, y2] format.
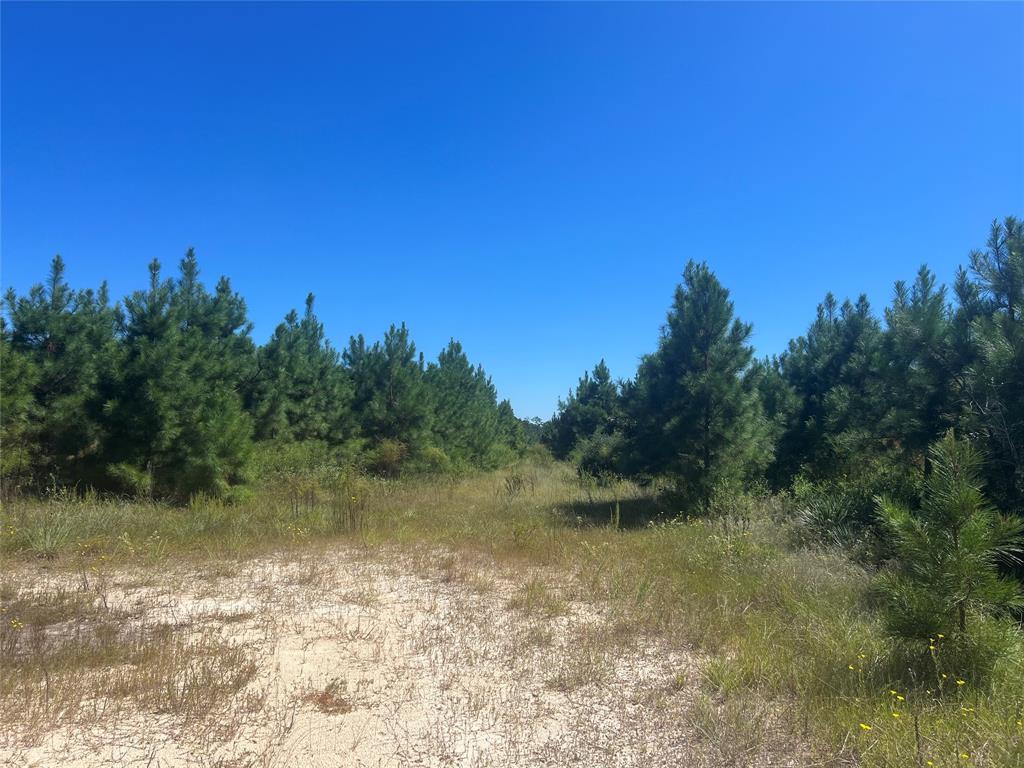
[1, 250, 527, 500]
[546, 216, 1024, 646]
[546, 217, 1023, 527]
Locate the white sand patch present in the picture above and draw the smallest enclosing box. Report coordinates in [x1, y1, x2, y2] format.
[2, 547, 780, 767]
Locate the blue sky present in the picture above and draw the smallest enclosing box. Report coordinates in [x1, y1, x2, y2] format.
[3, 2, 1022, 420]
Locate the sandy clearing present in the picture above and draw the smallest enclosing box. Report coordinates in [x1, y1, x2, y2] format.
[3, 547, 802, 767]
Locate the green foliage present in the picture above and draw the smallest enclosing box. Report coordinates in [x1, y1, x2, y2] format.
[959, 217, 1024, 518]
[768, 293, 886, 486]
[249, 439, 356, 483]
[100, 252, 254, 500]
[344, 324, 433, 464]
[5, 215, 1021, 518]
[248, 294, 356, 446]
[406, 445, 454, 475]
[545, 262, 776, 509]
[0, 328, 40, 495]
[880, 266, 956, 458]
[364, 437, 410, 478]
[548, 360, 622, 461]
[425, 339, 508, 469]
[3, 253, 527, 500]
[792, 419, 922, 550]
[793, 450, 920, 561]
[4, 255, 119, 489]
[876, 432, 1024, 650]
[625, 260, 771, 511]
[569, 430, 625, 480]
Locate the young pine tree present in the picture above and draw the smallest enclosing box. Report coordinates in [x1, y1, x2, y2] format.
[880, 266, 955, 460]
[425, 339, 502, 468]
[627, 260, 770, 510]
[958, 217, 1024, 518]
[104, 252, 254, 499]
[769, 293, 885, 485]
[0, 323, 40, 495]
[344, 323, 431, 473]
[249, 293, 356, 447]
[876, 431, 1023, 643]
[547, 359, 621, 460]
[3, 255, 119, 488]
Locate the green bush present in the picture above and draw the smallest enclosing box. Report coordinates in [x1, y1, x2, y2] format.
[106, 462, 154, 498]
[792, 450, 920, 561]
[569, 431, 624, 480]
[364, 439, 408, 478]
[405, 445, 453, 475]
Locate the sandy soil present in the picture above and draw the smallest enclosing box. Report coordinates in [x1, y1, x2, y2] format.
[3, 547, 802, 767]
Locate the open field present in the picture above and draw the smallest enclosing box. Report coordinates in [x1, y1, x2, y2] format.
[3, 462, 1023, 767]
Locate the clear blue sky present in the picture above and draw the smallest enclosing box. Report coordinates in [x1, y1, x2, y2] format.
[3, 2, 1022, 420]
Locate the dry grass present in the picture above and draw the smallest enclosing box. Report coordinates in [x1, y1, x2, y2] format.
[0, 575, 262, 752]
[2, 460, 1023, 766]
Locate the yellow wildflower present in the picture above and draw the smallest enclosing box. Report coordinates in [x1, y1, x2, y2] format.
[859, 723, 872, 731]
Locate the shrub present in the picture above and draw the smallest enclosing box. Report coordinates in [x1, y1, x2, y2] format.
[364, 439, 408, 477]
[792, 451, 920, 562]
[406, 445, 453, 475]
[569, 431, 624, 480]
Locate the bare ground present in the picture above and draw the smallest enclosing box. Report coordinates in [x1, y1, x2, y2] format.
[2, 546, 808, 767]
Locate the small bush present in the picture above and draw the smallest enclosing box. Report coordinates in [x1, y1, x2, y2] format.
[364, 439, 409, 477]
[405, 445, 453, 475]
[792, 454, 920, 562]
[569, 431, 624, 480]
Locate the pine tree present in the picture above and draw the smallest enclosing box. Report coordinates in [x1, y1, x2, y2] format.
[344, 323, 431, 473]
[748, 356, 800, 488]
[876, 431, 1023, 641]
[547, 360, 621, 460]
[880, 266, 955, 459]
[495, 399, 527, 456]
[0, 323, 40, 495]
[769, 293, 885, 485]
[958, 218, 1024, 517]
[103, 251, 254, 499]
[970, 218, 1023, 323]
[3, 255, 119, 488]
[425, 339, 502, 468]
[627, 260, 769, 510]
[249, 294, 356, 447]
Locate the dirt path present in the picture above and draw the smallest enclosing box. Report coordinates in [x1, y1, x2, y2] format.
[4, 546, 789, 767]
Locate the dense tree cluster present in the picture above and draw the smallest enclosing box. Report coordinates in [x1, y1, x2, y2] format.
[547, 217, 1024, 523]
[1, 250, 527, 500]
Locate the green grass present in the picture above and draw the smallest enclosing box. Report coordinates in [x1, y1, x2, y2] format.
[2, 459, 1023, 766]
